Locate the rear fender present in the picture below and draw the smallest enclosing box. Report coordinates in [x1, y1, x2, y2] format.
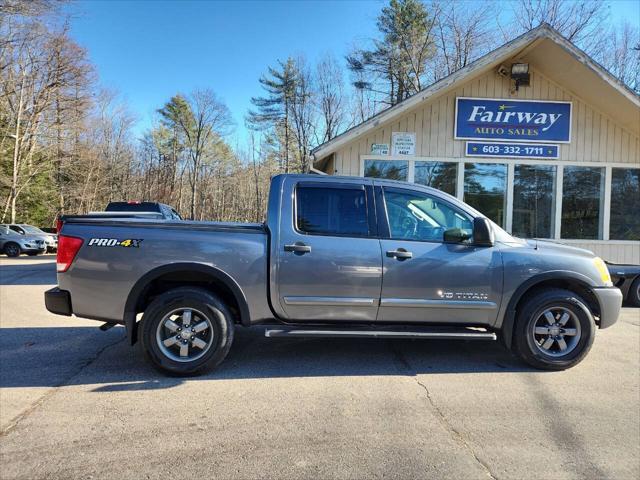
[124, 263, 250, 344]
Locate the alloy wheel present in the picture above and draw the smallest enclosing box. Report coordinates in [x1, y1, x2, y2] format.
[155, 308, 214, 362]
[531, 306, 581, 357]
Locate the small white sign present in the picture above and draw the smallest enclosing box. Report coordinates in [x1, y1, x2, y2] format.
[371, 143, 389, 155]
[392, 132, 416, 156]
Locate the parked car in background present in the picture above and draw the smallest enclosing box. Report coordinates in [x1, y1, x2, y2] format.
[105, 201, 182, 220]
[6, 224, 57, 252]
[0, 225, 46, 257]
[607, 262, 640, 307]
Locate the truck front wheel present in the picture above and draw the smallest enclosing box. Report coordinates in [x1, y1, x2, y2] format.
[513, 288, 596, 370]
[140, 287, 234, 376]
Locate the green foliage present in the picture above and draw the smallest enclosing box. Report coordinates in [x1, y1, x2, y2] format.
[247, 58, 298, 130]
[158, 95, 196, 136]
[347, 0, 435, 105]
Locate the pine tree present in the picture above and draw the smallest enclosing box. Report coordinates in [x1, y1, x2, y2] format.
[347, 0, 436, 107]
[246, 58, 299, 173]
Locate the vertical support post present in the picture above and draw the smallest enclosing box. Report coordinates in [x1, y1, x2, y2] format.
[456, 161, 465, 200]
[602, 166, 612, 241]
[506, 163, 515, 233]
[554, 164, 564, 239]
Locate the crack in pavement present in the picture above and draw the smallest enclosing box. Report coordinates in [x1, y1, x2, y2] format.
[387, 341, 498, 480]
[0, 333, 127, 437]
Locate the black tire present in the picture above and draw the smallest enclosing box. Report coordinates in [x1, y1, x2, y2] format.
[3, 242, 21, 257]
[513, 288, 596, 371]
[140, 287, 234, 376]
[628, 277, 640, 307]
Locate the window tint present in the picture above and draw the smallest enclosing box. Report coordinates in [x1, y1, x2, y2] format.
[384, 189, 472, 242]
[561, 166, 603, 239]
[296, 186, 369, 237]
[610, 168, 639, 240]
[364, 160, 408, 181]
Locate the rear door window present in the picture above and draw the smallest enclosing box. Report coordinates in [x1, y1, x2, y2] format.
[296, 185, 369, 237]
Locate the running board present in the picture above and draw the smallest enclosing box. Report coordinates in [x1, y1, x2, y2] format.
[264, 326, 496, 340]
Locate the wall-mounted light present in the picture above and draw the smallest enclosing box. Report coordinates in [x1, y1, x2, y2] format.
[511, 63, 530, 91]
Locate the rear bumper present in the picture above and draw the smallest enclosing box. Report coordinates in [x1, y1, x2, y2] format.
[45, 287, 72, 316]
[593, 287, 623, 329]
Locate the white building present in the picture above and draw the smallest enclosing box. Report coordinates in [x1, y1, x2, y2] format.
[312, 24, 640, 264]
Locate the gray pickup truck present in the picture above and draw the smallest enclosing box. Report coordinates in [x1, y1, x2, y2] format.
[45, 174, 622, 375]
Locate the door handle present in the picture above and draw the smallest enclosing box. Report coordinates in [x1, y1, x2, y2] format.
[284, 243, 311, 254]
[386, 249, 412, 260]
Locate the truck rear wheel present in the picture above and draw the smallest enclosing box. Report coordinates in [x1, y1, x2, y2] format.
[512, 288, 595, 371]
[140, 287, 234, 376]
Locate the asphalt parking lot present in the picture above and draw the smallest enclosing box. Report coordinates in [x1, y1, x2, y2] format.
[0, 256, 639, 480]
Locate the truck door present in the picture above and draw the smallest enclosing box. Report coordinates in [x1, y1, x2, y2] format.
[376, 185, 502, 325]
[274, 178, 382, 321]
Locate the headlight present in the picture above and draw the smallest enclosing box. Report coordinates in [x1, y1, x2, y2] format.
[593, 257, 612, 286]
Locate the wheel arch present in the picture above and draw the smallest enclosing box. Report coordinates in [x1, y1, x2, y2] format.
[3, 241, 21, 255]
[124, 263, 251, 344]
[500, 272, 600, 349]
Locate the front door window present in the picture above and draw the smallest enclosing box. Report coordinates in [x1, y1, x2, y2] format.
[383, 189, 472, 242]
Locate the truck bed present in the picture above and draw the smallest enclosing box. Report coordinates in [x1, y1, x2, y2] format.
[57, 217, 271, 328]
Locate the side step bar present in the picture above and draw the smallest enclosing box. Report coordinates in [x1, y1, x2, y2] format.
[264, 326, 496, 341]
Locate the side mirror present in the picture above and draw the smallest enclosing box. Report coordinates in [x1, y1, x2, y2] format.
[443, 228, 471, 243]
[473, 217, 495, 247]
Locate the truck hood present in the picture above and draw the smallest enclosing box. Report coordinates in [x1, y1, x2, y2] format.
[523, 239, 595, 259]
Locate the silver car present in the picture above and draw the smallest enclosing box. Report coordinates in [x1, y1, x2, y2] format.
[0, 225, 47, 257]
[6, 224, 57, 252]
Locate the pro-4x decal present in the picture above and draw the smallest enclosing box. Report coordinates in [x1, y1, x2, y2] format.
[88, 238, 143, 248]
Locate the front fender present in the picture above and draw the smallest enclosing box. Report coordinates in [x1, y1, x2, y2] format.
[499, 271, 597, 349]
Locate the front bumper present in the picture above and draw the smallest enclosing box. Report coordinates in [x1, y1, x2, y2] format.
[45, 287, 72, 316]
[593, 287, 623, 329]
[22, 244, 46, 253]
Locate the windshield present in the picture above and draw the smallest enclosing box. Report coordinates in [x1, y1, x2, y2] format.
[20, 225, 45, 234]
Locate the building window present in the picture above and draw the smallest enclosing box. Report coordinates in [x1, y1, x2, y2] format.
[296, 185, 369, 237]
[561, 166, 604, 239]
[463, 162, 507, 227]
[512, 164, 556, 238]
[610, 168, 640, 240]
[414, 161, 457, 196]
[364, 159, 408, 181]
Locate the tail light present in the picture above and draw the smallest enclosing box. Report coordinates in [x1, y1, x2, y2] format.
[57, 235, 83, 273]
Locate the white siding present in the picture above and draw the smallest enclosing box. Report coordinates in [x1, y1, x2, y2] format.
[329, 67, 640, 263]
